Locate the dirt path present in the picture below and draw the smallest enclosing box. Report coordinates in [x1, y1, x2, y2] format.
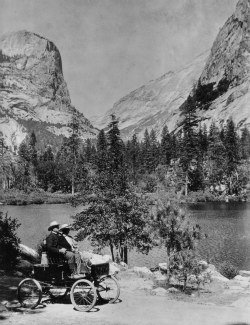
[1, 272, 250, 325]
[2, 290, 250, 325]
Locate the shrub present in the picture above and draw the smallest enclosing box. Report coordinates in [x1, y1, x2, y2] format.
[219, 261, 239, 279]
[0, 212, 21, 271]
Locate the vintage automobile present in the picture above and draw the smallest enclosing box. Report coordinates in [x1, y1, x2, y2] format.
[17, 257, 120, 312]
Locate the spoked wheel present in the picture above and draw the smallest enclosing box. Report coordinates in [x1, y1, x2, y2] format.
[97, 275, 120, 303]
[70, 279, 97, 312]
[17, 278, 42, 309]
[49, 287, 69, 299]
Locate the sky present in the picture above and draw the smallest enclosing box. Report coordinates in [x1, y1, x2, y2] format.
[0, 0, 238, 119]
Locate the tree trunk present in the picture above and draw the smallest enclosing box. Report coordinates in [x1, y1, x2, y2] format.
[71, 174, 75, 195]
[124, 246, 128, 264]
[109, 242, 115, 261]
[185, 173, 188, 196]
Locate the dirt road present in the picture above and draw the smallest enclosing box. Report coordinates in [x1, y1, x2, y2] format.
[1, 290, 250, 325]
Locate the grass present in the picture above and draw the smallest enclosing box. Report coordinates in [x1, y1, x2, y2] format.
[0, 189, 73, 205]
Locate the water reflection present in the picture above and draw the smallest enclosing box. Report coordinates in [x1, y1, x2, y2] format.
[1, 202, 250, 269]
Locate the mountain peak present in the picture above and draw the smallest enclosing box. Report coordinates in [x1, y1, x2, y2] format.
[235, 0, 250, 21]
[0, 30, 97, 150]
[0, 30, 62, 73]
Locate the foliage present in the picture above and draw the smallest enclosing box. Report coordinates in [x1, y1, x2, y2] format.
[152, 202, 203, 287]
[0, 212, 21, 271]
[72, 188, 154, 262]
[219, 261, 239, 279]
[169, 249, 207, 291]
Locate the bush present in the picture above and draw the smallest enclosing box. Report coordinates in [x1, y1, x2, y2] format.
[0, 212, 21, 271]
[219, 261, 239, 279]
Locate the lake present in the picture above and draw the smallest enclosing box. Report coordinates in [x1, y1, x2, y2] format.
[1, 202, 250, 269]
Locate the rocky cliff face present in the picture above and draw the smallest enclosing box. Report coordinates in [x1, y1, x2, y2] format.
[0, 30, 97, 150]
[94, 0, 250, 139]
[93, 51, 208, 139]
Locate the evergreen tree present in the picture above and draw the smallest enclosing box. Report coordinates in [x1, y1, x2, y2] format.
[28, 131, 38, 167]
[126, 134, 140, 182]
[107, 115, 127, 193]
[142, 129, 152, 173]
[207, 122, 227, 186]
[224, 118, 240, 176]
[96, 129, 108, 173]
[67, 108, 81, 194]
[150, 129, 159, 171]
[160, 125, 172, 165]
[240, 127, 250, 160]
[180, 95, 199, 194]
[37, 146, 56, 191]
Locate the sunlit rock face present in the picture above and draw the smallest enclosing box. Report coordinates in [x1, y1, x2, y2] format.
[94, 0, 250, 140]
[0, 30, 97, 150]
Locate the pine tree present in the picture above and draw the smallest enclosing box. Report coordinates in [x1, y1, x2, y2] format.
[126, 133, 140, 182]
[224, 118, 240, 175]
[142, 129, 152, 173]
[149, 129, 159, 171]
[207, 122, 227, 186]
[67, 108, 81, 194]
[96, 129, 108, 173]
[107, 115, 127, 193]
[180, 95, 199, 194]
[240, 127, 250, 159]
[160, 125, 172, 165]
[37, 146, 56, 191]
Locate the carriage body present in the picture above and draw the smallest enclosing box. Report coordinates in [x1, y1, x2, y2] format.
[17, 261, 120, 312]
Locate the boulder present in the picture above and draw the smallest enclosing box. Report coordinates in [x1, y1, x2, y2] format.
[199, 260, 208, 270]
[158, 263, 168, 272]
[18, 244, 39, 263]
[210, 270, 229, 282]
[233, 275, 250, 284]
[133, 266, 153, 279]
[151, 287, 168, 296]
[239, 270, 250, 277]
[153, 270, 168, 282]
[109, 262, 120, 275]
[166, 287, 180, 293]
[16, 259, 33, 274]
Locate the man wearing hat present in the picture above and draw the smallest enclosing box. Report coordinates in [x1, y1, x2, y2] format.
[46, 221, 83, 279]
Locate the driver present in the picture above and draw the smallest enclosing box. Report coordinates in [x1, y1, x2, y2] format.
[46, 221, 83, 279]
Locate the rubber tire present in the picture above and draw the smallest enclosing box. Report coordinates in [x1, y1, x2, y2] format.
[70, 279, 97, 312]
[97, 275, 120, 303]
[17, 278, 42, 309]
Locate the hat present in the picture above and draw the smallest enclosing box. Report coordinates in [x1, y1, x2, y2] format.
[59, 223, 72, 231]
[48, 221, 59, 231]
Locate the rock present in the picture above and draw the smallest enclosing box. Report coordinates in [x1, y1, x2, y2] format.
[151, 287, 168, 296]
[16, 259, 33, 274]
[239, 270, 250, 277]
[231, 297, 250, 308]
[109, 262, 120, 275]
[0, 303, 8, 313]
[166, 287, 180, 293]
[0, 30, 98, 150]
[120, 262, 128, 270]
[153, 270, 168, 282]
[207, 264, 216, 272]
[13, 271, 23, 277]
[210, 270, 229, 282]
[18, 244, 40, 262]
[0, 269, 5, 275]
[132, 266, 153, 279]
[158, 263, 168, 272]
[234, 275, 250, 283]
[93, 0, 250, 141]
[205, 264, 229, 282]
[199, 260, 208, 270]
